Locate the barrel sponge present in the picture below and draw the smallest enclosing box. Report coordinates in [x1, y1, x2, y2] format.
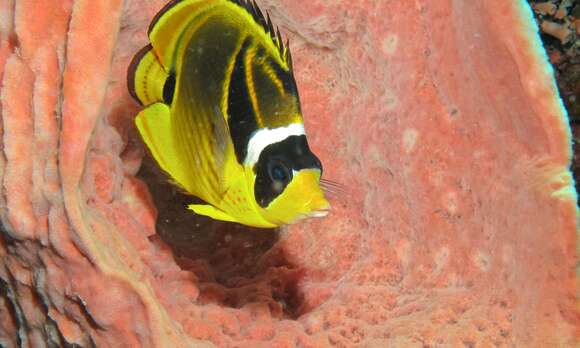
[0, 0, 577, 347]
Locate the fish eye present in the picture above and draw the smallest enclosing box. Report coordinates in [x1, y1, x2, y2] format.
[267, 159, 291, 185]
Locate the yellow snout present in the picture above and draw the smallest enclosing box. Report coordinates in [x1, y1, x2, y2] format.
[261, 169, 330, 226]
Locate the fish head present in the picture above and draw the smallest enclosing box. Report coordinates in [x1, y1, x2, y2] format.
[249, 130, 331, 226]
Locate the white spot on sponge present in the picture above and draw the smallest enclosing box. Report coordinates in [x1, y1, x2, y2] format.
[472, 251, 491, 272]
[382, 34, 398, 55]
[402, 129, 418, 153]
[443, 191, 458, 214]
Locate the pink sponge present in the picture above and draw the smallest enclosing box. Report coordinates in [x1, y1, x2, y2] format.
[0, 0, 578, 346]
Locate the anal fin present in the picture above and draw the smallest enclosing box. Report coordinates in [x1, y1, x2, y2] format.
[188, 204, 240, 224]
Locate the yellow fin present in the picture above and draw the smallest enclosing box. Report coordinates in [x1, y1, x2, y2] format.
[146, 0, 291, 70]
[188, 204, 239, 223]
[135, 102, 192, 191]
[127, 45, 169, 106]
[147, 0, 214, 67]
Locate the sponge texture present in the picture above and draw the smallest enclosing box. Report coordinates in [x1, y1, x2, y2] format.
[0, 0, 577, 346]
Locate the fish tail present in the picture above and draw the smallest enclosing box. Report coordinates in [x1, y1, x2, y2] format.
[127, 44, 169, 106]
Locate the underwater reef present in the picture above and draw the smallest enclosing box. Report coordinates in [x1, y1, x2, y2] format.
[0, 0, 578, 347]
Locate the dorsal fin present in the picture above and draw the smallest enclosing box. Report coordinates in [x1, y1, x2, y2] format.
[228, 0, 293, 70]
[146, 0, 293, 71]
[147, 0, 183, 36]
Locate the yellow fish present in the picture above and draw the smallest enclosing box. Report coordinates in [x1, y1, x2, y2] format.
[127, 0, 330, 228]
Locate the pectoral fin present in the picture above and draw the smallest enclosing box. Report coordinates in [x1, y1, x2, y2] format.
[188, 204, 239, 223]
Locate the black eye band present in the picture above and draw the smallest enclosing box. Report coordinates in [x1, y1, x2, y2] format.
[254, 135, 322, 207]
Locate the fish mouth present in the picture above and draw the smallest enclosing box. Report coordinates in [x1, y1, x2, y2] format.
[307, 197, 331, 218]
[308, 208, 329, 218]
[288, 207, 330, 224]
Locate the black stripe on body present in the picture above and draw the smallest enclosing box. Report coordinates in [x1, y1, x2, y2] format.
[227, 39, 259, 163]
[250, 50, 301, 126]
[267, 56, 299, 100]
[176, 16, 243, 198]
[254, 135, 322, 207]
[163, 71, 176, 104]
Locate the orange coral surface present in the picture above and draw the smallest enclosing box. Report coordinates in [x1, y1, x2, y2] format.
[0, 0, 578, 347]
